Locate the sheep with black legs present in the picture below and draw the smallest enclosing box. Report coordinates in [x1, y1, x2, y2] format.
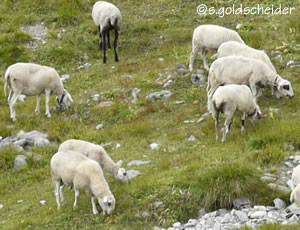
[189, 24, 244, 71]
[51, 150, 115, 215]
[92, 1, 122, 63]
[211, 84, 262, 143]
[207, 56, 294, 112]
[3, 62, 73, 121]
[58, 139, 128, 183]
[217, 41, 282, 98]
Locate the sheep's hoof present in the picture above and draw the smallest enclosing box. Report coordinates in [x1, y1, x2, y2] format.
[93, 209, 99, 215]
[46, 113, 51, 118]
[35, 110, 40, 114]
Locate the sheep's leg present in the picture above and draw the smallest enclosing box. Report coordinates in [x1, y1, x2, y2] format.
[59, 184, 66, 204]
[114, 29, 119, 62]
[45, 90, 51, 118]
[35, 95, 41, 114]
[107, 30, 111, 49]
[214, 111, 220, 140]
[7, 90, 13, 103]
[189, 46, 200, 71]
[98, 26, 103, 50]
[91, 196, 99, 214]
[202, 48, 209, 71]
[228, 118, 233, 133]
[9, 91, 21, 121]
[241, 112, 246, 133]
[73, 189, 80, 209]
[54, 181, 61, 209]
[222, 116, 232, 143]
[102, 31, 107, 64]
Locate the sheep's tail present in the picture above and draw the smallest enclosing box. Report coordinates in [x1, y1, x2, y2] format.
[3, 69, 11, 97]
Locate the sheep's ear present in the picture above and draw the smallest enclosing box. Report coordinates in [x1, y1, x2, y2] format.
[64, 89, 73, 102]
[116, 160, 123, 167]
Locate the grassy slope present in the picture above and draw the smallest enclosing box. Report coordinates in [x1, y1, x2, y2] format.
[0, 0, 300, 229]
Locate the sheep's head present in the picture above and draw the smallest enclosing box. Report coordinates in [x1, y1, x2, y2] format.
[98, 194, 115, 215]
[117, 168, 128, 183]
[275, 75, 294, 99]
[56, 89, 73, 110]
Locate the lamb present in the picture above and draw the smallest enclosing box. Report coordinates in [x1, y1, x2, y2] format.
[211, 84, 262, 143]
[4, 62, 73, 121]
[217, 41, 282, 98]
[92, 1, 122, 64]
[207, 56, 294, 111]
[189, 24, 244, 72]
[290, 165, 300, 206]
[58, 139, 128, 183]
[51, 150, 115, 215]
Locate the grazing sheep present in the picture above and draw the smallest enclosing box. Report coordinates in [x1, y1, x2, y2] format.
[211, 84, 262, 143]
[207, 56, 294, 111]
[189, 24, 244, 71]
[51, 150, 115, 215]
[4, 63, 73, 121]
[217, 41, 282, 98]
[92, 1, 122, 63]
[290, 165, 300, 206]
[58, 139, 128, 183]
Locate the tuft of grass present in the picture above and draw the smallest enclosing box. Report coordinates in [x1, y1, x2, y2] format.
[190, 162, 268, 211]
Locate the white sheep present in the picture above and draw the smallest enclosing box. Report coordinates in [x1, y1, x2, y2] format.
[290, 165, 300, 206]
[189, 24, 244, 71]
[58, 139, 128, 183]
[207, 56, 294, 111]
[4, 62, 73, 121]
[217, 41, 282, 98]
[92, 1, 122, 64]
[211, 84, 262, 143]
[51, 150, 115, 215]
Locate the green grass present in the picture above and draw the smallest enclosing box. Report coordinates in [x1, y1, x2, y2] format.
[0, 0, 300, 229]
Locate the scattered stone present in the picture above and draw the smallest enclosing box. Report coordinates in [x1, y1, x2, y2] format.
[127, 160, 153, 167]
[184, 120, 195, 124]
[287, 60, 295, 67]
[0, 204, 3, 209]
[20, 23, 48, 47]
[177, 68, 188, 75]
[112, 66, 116, 69]
[61, 74, 70, 81]
[272, 54, 283, 63]
[175, 101, 185, 105]
[83, 54, 89, 60]
[92, 94, 100, 102]
[191, 73, 206, 86]
[163, 80, 174, 88]
[14, 155, 27, 170]
[131, 88, 141, 104]
[285, 161, 294, 168]
[149, 143, 160, 150]
[146, 90, 172, 101]
[18, 94, 26, 102]
[17, 200, 23, 204]
[236, 24, 242, 30]
[40, 200, 46, 205]
[96, 101, 113, 108]
[173, 222, 181, 228]
[143, 211, 150, 218]
[78, 63, 92, 69]
[176, 63, 186, 69]
[233, 198, 252, 210]
[287, 144, 296, 151]
[116, 143, 121, 148]
[96, 124, 104, 130]
[154, 201, 165, 208]
[268, 183, 291, 194]
[273, 198, 286, 210]
[187, 135, 196, 142]
[159, 58, 165, 62]
[261, 175, 277, 182]
[126, 169, 141, 180]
